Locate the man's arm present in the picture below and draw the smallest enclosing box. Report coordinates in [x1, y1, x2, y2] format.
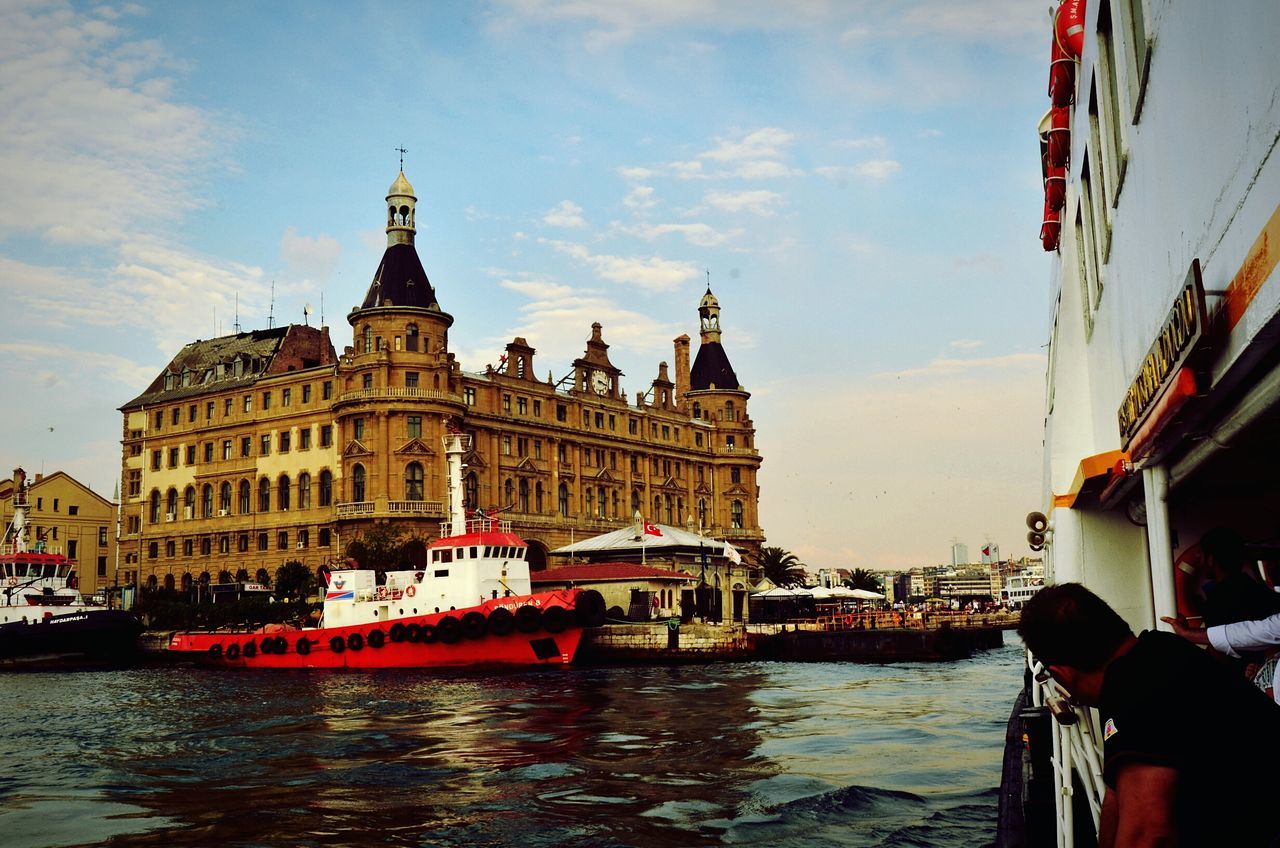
[1099, 788, 1118, 848]
[1111, 762, 1178, 847]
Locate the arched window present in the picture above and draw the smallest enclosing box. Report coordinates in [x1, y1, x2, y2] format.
[664, 494, 673, 524]
[585, 488, 594, 515]
[731, 500, 744, 529]
[653, 495, 661, 518]
[405, 463, 424, 501]
[405, 323, 419, 352]
[219, 482, 232, 513]
[677, 497, 684, 525]
[631, 490, 641, 514]
[298, 472, 311, 509]
[352, 464, 365, 502]
[518, 479, 529, 512]
[725, 401, 736, 422]
[698, 498, 707, 527]
[166, 488, 177, 518]
[259, 477, 271, 512]
[236, 567, 249, 582]
[181, 572, 192, 591]
[146, 574, 158, 590]
[239, 479, 251, 514]
[256, 568, 270, 584]
[319, 470, 333, 506]
[597, 487, 606, 519]
[217, 568, 231, 584]
[184, 486, 195, 518]
[693, 402, 701, 419]
[464, 473, 478, 510]
[201, 484, 213, 519]
[149, 490, 161, 524]
[535, 481, 544, 513]
[278, 475, 291, 511]
[363, 325, 373, 353]
[504, 478, 514, 506]
[612, 490, 619, 518]
[558, 483, 570, 517]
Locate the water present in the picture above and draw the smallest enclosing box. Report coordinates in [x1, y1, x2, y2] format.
[0, 638, 1024, 848]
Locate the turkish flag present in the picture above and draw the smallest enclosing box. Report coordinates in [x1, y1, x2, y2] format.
[643, 522, 662, 537]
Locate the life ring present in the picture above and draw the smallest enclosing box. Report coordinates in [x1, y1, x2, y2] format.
[6, 577, 15, 587]
[405, 585, 416, 598]
[375, 586, 387, 600]
[367, 629, 385, 649]
[225, 643, 240, 660]
[389, 623, 407, 643]
[329, 636, 345, 654]
[296, 638, 312, 655]
[347, 632, 364, 651]
[844, 615, 854, 628]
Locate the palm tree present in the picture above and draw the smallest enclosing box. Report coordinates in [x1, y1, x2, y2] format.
[846, 568, 882, 592]
[758, 546, 807, 587]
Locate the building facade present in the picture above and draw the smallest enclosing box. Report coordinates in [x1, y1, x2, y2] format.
[0, 470, 117, 596]
[118, 170, 765, 589]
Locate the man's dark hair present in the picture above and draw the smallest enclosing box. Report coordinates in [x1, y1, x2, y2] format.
[1200, 527, 1246, 574]
[1018, 583, 1134, 670]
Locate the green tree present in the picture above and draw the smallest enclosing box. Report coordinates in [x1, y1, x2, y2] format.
[846, 568, 882, 592]
[346, 524, 407, 570]
[274, 560, 316, 602]
[758, 546, 807, 587]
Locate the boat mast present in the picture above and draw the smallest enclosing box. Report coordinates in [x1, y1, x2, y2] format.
[442, 423, 469, 534]
[8, 467, 29, 555]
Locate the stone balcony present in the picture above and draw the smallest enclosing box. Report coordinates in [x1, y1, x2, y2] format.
[335, 499, 447, 520]
[336, 387, 464, 406]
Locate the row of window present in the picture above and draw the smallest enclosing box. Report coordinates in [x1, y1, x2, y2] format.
[476, 475, 746, 528]
[147, 472, 335, 522]
[149, 426, 335, 470]
[144, 569, 272, 591]
[24, 526, 109, 546]
[30, 497, 79, 514]
[360, 323, 432, 354]
[145, 528, 333, 559]
[151, 381, 336, 432]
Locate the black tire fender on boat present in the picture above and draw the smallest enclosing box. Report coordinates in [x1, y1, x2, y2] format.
[542, 606, 570, 634]
[436, 616, 462, 644]
[487, 607, 515, 636]
[367, 629, 386, 649]
[329, 635, 345, 654]
[208, 643, 223, 659]
[296, 637, 312, 655]
[243, 640, 257, 659]
[419, 623, 437, 644]
[461, 611, 487, 640]
[389, 623, 407, 643]
[225, 643, 240, 660]
[574, 590, 607, 628]
[347, 632, 364, 651]
[405, 623, 422, 642]
[273, 636, 288, 654]
[260, 637, 275, 655]
[514, 605, 542, 633]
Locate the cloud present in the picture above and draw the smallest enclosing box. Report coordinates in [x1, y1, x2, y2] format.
[919, 128, 945, 138]
[541, 239, 700, 291]
[835, 135, 888, 150]
[700, 127, 795, 163]
[618, 166, 657, 181]
[883, 352, 1043, 380]
[0, 341, 155, 388]
[280, 227, 341, 284]
[619, 127, 802, 184]
[0, 2, 230, 246]
[624, 185, 657, 211]
[702, 189, 784, 216]
[814, 160, 903, 181]
[949, 339, 985, 351]
[542, 200, 588, 229]
[619, 222, 740, 248]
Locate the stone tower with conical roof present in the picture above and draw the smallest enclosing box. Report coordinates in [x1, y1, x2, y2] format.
[335, 171, 464, 529]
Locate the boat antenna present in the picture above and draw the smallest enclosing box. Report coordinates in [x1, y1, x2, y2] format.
[234, 293, 242, 334]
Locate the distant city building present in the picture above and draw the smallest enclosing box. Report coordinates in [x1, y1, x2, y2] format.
[950, 542, 969, 568]
[116, 170, 765, 589]
[0, 470, 117, 595]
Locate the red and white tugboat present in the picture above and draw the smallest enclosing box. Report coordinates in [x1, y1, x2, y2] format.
[168, 432, 606, 669]
[1, 468, 142, 663]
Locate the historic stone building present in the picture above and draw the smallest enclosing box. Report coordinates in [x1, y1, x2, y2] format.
[118, 170, 764, 588]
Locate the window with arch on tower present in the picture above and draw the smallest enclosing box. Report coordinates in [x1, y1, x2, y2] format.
[405, 463, 424, 501]
[406, 324, 419, 352]
[363, 326, 373, 354]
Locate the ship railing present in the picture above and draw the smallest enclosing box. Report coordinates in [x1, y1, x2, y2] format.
[1028, 652, 1105, 847]
[440, 517, 514, 537]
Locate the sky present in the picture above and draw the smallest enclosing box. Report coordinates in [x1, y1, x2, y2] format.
[0, 0, 1052, 572]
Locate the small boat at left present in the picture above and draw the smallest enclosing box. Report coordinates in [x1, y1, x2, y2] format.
[0, 468, 142, 665]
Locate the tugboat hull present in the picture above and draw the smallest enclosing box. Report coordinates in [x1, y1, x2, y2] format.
[0, 609, 143, 662]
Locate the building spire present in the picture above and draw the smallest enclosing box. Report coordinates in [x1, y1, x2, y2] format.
[698, 286, 722, 344]
[386, 168, 417, 247]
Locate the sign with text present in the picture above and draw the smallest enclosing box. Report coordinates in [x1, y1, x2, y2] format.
[1117, 260, 1208, 450]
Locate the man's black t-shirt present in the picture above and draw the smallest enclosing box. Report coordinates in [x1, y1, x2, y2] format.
[1101, 630, 1280, 846]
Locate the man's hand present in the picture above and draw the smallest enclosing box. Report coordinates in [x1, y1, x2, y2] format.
[1160, 615, 1210, 646]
